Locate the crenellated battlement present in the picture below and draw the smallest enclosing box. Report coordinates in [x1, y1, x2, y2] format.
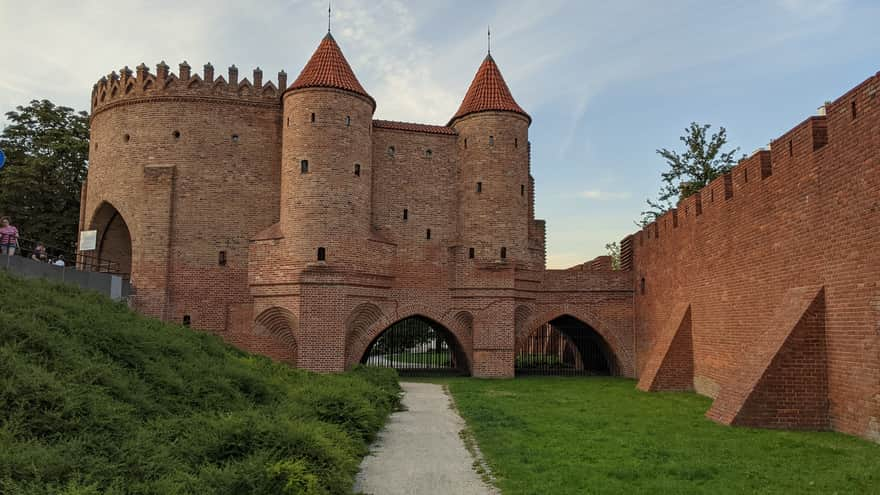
[628, 70, 879, 254]
[90, 61, 288, 115]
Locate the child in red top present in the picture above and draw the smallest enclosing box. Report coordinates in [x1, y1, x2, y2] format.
[0, 217, 19, 256]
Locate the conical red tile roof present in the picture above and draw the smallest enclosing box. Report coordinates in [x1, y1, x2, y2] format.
[288, 33, 374, 108]
[449, 54, 529, 125]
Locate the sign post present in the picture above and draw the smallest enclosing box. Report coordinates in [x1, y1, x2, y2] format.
[0, 149, 6, 170]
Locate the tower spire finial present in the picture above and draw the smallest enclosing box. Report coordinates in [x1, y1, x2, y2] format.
[487, 25, 491, 55]
[328, 1, 331, 33]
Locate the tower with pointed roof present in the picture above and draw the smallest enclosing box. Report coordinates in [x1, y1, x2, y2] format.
[279, 32, 376, 270]
[451, 53, 532, 266]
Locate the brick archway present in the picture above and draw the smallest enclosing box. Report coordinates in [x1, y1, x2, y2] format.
[345, 303, 473, 373]
[87, 200, 133, 276]
[254, 306, 299, 365]
[521, 305, 633, 377]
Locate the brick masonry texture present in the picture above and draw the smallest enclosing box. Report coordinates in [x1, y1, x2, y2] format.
[81, 35, 877, 442]
[629, 72, 880, 442]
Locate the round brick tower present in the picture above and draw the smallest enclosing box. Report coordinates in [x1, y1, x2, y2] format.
[450, 54, 531, 263]
[280, 33, 375, 267]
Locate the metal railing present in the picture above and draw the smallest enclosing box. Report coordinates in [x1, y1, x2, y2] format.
[361, 316, 466, 376]
[5, 236, 128, 279]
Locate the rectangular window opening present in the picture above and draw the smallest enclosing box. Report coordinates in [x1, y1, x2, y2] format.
[183, 315, 191, 327]
[426, 229, 431, 240]
[500, 247, 507, 259]
[403, 208, 408, 220]
[218, 250, 227, 266]
[476, 181, 482, 193]
[468, 247, 475, 259]
[521, 184, 525, 196]
[851, 99, 857, 120]
[300, 159, 309, 174]
[317, 247, 326, 261]
[354, 163, 361, 176]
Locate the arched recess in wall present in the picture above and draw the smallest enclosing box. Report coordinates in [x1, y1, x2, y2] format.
[344, 302, 385, 365]
[253, 306, 299, 365]
[347, 305, 472, 375]
[517, 314, 620, 376]
[518, 307, 633, 377]
[88, 201, 133, 276]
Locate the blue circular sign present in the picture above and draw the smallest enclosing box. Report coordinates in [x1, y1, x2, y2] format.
[0, 149, 5, 169]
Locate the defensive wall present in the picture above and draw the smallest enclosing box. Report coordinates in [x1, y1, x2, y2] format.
[629, 72, 879, 441]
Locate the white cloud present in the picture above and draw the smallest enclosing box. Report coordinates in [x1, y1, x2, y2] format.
[578, 190, 632, 201]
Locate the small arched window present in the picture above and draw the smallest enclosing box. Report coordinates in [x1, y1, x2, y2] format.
[354, 163, 361, 176]
[300, 160, 309, 174]
[310, 112, 316, 123]
[426, 229, 431, 240]
[183, 315, 191, 327]
[388, 146, 395, 156]
[515, 138, 518, 148]
[476, 182, 482, 193]
[317, 247, 326, 261]
[640, 277, 646, 295]
[346, 115, 351, 126]
[231, 134, 239, 143]
[500, 247, 507, 259]
[123, 133, 130, 143]
[172, 130, 180, 140]
[403, 208, 408, 220]
[464, 138, 468, 149]
[489, 135, 494, 146]
[425, 149, 433, 158]
[468, 247, 475, 259]
[218, 251, 227, 266]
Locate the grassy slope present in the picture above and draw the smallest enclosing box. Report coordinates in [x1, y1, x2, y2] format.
[445, 377, 880, 495]
[0, 271, 400, 495]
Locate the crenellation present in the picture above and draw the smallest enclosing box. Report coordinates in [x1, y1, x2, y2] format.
[178, 61, 190, 80]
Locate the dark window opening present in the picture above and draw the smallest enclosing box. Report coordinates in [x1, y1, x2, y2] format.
[311, 112, 316, 123]
[388, 146, 395, 156]
[464, 138, 468, 149]
[346, 115, 351, 126]
[231, 134, 239, 143]
[515, 138, 518, 148]
[300, 159, 309, 173]
[425, 149, 432, 158]
[521, 184, 525, 196]
[183, 315, 191, 326]
[710, 189, 714, 202]
[640, 277, 646, 295]
[95, 142, 99, 150]
[426, 229, 431, 240]
[744, 168, 749, 183]
[851, 100, 857, 120]
[172, 130, 180, 139]
[788, 140, 793, 157]
[354, 163, 361, 176]
[218, 251, 227, 266]
[123, 133, 130, 142]
[403, 208, 408, 220]
[476, 181, 482, 193]
[468, 247, 475, 259]
[317, 247, 326, 261]
[489, 135, 494, 146]
[287, 116, 290, 127]
[500, 247, 507, 259]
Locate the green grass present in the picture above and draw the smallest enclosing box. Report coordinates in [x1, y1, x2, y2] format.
[390, 351, 451, 366]
[439, 377, 880, 495]
[0, 271, 401, 495]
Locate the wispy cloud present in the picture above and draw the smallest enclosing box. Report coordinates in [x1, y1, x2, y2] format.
[578, 190, 632, 201]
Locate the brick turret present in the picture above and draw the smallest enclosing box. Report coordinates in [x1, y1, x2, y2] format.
[451, 54, 531, 264]
[279, 33, 375, 268]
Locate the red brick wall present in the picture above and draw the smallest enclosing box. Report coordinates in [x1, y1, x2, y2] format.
[630, 72, 880, 441]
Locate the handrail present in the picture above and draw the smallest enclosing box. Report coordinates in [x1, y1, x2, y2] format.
[9, 236, 129, 279]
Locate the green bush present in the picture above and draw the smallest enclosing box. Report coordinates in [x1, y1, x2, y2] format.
[0, 271, 400, 494]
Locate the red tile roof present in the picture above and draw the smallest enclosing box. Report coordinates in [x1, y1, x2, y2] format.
[288, 33, 374, 107]
[449, 54, 529, 125]
[372, 119, 457, 135]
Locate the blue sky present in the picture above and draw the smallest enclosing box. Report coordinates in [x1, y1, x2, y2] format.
[1, 0, 878, 267]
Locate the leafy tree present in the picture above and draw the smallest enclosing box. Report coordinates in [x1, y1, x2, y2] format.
[605, 241, 621, 270]
[0, 99, 89, 251]
[640, 122, 744, 226]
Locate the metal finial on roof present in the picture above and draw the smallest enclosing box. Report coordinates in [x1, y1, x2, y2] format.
[328, 1, 331, 33]
[488, 26, 491, 55]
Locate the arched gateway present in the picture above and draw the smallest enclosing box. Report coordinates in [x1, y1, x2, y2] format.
[516, 315, 620, 376]
[361, 316, 470, 376]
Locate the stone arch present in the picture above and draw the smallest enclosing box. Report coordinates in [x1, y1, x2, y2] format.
[254, 306, 299, 365]
[514, 304, 533, 337]
[346, 303, 472, 373]
[87, 200, 133, 276]
[521, 304, 633, 376]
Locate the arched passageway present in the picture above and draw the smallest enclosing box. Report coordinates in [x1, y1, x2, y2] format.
[87, 202, 132, 276]
[361, 315, 469, 376]
[516, 315, 619, 376]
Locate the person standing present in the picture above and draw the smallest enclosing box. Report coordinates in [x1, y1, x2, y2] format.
[0, 217, 19, 256]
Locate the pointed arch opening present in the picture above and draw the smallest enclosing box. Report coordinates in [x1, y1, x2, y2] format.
[87, 201, 132, 277]
[361, 315, 469, 376]
[516, 315, 619, 376]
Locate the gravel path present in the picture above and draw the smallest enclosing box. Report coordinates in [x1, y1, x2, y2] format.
[354, 382, 499, 495]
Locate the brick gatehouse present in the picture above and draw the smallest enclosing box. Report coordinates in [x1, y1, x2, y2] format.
[80, 30, 878, 442]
